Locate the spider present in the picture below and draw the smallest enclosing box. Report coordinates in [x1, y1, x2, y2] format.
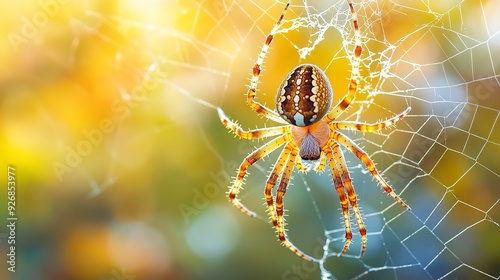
[217, 0, 411, 261]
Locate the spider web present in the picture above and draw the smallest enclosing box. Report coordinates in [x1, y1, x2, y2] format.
[174, 0, 500, 279]
[2, 0, 498, 279]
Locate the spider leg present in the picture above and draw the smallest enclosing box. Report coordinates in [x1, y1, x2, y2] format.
[315, 152, 327, 172]
[246, 3, 290, 124]
[323, 145, 354, 257]
[331, 140, 368, 257]
[325, 0, 362, 123]
[265, 143, 293, 229]
[275, 144, 315, 261]
[331, 107, 411, 132]
[333, 131, 411, 210]
[228, 134, 291, 217]
[218, 108, 290, 139]
[294, 157, 309, 172]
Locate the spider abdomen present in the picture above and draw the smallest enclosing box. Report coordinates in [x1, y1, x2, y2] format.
[276, 64, 333, 127]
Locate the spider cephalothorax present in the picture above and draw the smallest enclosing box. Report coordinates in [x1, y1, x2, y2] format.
[218, 0, 411, 261]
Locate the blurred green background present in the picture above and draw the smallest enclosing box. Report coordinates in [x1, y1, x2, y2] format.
[0, 0, 499, 279]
